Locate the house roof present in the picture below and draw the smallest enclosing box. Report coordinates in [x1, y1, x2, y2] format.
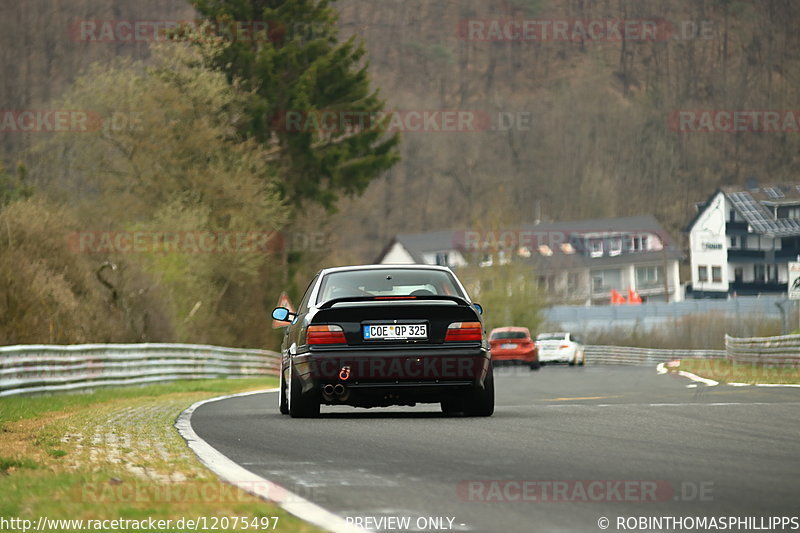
[721, 185, 800, 237]
[685, 189, 723, 233]
[396, 230, 461, 259]
[520, 214, 671, 236]
[726, 184, 800, 205]
[376, 215, 683, 268]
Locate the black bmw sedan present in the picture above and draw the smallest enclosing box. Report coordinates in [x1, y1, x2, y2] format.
[272, 264, 494, 418]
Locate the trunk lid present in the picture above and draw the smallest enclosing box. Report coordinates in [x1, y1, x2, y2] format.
[311, 299, 481, 346]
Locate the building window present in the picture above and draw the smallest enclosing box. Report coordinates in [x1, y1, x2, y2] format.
[636, 266, 664, 289]
[697, 265, 709, 282]
[754, 264, 766, 283]
[589, 240, 603, 258]
[730, 236, 738, 248]
[435, 252, 449, 266]
[712, 266, 722, 283]
[538, 275, 555, 292]
[787, 207, 800, 220]
[734, 267, 744, 283]
[608, 238, 622, 256]
[636, 266, 663, 288]
[767, 264, 778, 283]
[567, 272, 580, 291]
[629, 235, 649, 252]
[592, 269, 622, 293]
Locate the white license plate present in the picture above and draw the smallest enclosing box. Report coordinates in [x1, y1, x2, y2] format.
[501, 343, 517, 349]
[363, 324, 427, 340]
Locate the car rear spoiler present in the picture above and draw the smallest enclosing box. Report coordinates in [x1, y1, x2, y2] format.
[318, 295, 471, 310]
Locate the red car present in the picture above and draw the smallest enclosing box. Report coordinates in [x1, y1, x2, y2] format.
[489, 327, 540, 370]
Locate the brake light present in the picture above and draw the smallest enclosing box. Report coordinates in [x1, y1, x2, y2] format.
[308, 325, 346, 345]
[560, 344, 570, 349]
[445, 321, 482, 342]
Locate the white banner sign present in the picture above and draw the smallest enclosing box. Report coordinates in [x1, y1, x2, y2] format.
[788, 262, 800, 300]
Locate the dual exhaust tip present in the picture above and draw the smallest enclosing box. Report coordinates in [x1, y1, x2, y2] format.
[322, 383, 348, 401]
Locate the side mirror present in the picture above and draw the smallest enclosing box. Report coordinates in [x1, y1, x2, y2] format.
[272, 307, 295, 322]
[473, 303, 483, 315]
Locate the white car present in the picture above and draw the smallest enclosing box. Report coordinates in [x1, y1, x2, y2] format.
[535, 332, 585, 366]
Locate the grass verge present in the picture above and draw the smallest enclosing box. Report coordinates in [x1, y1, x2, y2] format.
[0, 378, 323, 533]
[676, 358, 800, 385]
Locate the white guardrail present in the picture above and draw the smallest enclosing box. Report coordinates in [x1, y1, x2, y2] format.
[725, 334, 800, 366]
[2, 337, 796, 397]
[0, 343, 280, 397]
[584, 346, 725, 366]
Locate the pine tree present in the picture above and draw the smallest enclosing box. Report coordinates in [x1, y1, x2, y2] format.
[192, 0, 400, 211]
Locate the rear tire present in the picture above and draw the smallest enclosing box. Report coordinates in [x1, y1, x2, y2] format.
[440, 398, 461, 415]
[278, 367, 289, 415]
[288, 366, 320, 418]
[463, 365, 494, 417]
[529, 361, 540, 371]
[578, 352, 585, 366]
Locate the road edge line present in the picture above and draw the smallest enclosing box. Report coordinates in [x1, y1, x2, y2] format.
[663, 362, 800, 388]
[676, 370, 719, 386]
[175, 388, 367, 533]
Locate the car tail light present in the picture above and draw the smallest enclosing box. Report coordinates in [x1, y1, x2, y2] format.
[560, 344, 570, 349]
[445, 321, 482, 342]
[308, 325, 346, 345]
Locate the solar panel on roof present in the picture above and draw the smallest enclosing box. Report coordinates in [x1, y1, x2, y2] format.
[727, 191, 800, 236]
[765, 187, 785, 199]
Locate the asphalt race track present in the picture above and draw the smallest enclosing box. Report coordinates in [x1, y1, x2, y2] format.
[190, 366, 800, 533]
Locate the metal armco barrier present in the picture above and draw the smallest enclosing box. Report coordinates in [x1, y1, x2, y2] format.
[725, 334, 800, 366]
[0, 343, 280, 397]
[4, 337, 794, 398]
[584, 346, 725, 366]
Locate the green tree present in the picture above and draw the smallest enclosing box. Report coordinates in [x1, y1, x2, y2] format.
[191, 0, 400, 211]
[459, 261, 544, 335]
[25, 42, 288, 346]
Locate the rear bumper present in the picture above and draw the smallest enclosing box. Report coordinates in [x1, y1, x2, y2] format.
[492, 350, 537, 362]
[539, 352, 573, 363]
[291, 345, 490, 405]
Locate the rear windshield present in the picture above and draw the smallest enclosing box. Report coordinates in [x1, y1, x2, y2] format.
[317, 268, 465, 304]
[491, 331, 528, 340]
[537, 333, 567, 341]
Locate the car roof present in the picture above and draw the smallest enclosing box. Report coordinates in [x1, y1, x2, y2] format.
[490, 327, 530, 333]
[317, 264, 456, 277]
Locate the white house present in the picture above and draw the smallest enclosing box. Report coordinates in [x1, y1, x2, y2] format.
[687, 183, 800, 298]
